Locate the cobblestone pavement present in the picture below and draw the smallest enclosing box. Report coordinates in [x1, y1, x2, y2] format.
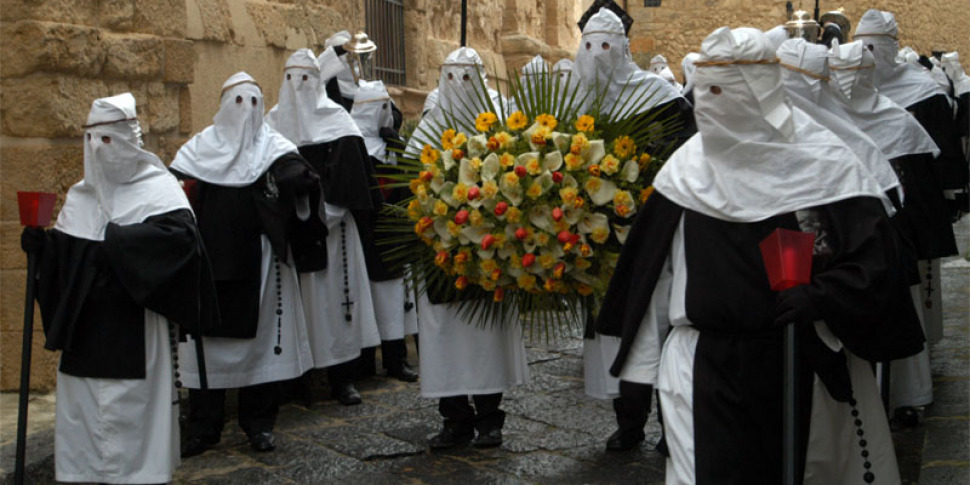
[2, 218, 967, 484]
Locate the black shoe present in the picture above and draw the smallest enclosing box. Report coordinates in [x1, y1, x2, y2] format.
[387, 364, 419, 382]
[428, 424, 474, 449]
[605, 428, 645, 451]
[472, 428, 503, 448]
[893, 406, 921, 428]
[248, 431, 276, 452]
[181, 435, 219, 458]
[331, 382, 362, 406]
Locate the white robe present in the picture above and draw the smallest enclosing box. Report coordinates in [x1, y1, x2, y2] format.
[300, 205, 381, 368]
[55, 311, 179, 484]
[179, 236, 314, 388]
[417, 294, 530, 397]
[583, 334, 621, 400]
[370, 277, 419, 341]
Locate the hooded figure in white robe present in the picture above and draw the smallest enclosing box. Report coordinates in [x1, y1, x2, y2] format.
[680, 52, 701, 104]
[650, 54, 684, 92]
[173, 72, 320, 455]
[573, 7, 697, 453]
[509, 55, 550, 115]
[404, 46, 530, 450]
[597, 27, 918, 484]
[28, 93, 216, 483]
[266, 49, 383, 404]
[350, 79, 420, 382]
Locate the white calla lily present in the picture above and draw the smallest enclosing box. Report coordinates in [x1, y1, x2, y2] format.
[584, 177, 617, 206]
[441, 149, 456, 171]
[621, 159, 640, 183]
[613, 224, 631, 244]
[459, 158, 479, 185]
[481, 153, 500, 181]
[585, 139, 605, 165]
[543, 151, 563, 171]
[467, 134, 487, 159]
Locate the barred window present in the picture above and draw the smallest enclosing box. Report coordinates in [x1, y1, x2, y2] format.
[644, 0, 662, 6]
[366, 0, 406, 86]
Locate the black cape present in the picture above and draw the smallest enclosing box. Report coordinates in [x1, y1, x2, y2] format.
[172, 152, 324, 339]
[35, 209, 219, 379]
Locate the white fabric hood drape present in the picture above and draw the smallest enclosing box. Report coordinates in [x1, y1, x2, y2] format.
[351, 79, 394, 161]
[828, 41, 940, 160]
[57, 93, 191, 241]
[320, 30, 358, 99]
[517, 55, 550, 107]
[653, 27, 886, 223]
[266, 49, 362, 147]
[680, 52, 701, 94]
[942, 51, 970, 97]
[171, 72, 296, 187]
[407, 47, 505, 155]
[574, 8, 680, 118]
[649, 54, 668, 74]
[854, 9, 943, 108]
[422, 87, 440, 115]
[777, 38, 900, 201]
[765, 25, 788, 52]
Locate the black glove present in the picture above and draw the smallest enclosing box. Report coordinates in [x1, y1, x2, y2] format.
[380, 127, 406, 152]
[774, 286, 818, 327]
[20, 226, 46, 254]
[333, 45, 346, 57]
[273, 159, 320, 197]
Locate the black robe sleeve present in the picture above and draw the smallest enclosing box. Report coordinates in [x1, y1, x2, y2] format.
[253, 151, 326, 264]
[909, 93, 968, 190]
[594, 193, 684, 376]
[802, 197, 925, 362]
[103, 209, 220, 336]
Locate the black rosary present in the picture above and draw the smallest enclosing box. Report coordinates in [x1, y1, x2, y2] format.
[169, 322, 182, 389]
[924, 259, 935, 309]
[848, 394, 875, 483]
[340, 221, 354, 322]
[403, 266, 414, 312]
[274, 256, 283, 355]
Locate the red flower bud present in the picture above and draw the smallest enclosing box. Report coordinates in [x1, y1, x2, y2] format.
[558, 231, 571, 244]
[454, 210, 469, 225]
[481, 234, 496, 250]
[515, 227, 528, 240]
[494, 201, 509, 216]
[522, 253, 536, 267]
[552, 171, 563, 183]
[514, 165, 527, 177]
[467, 186, 481, 200]
[552, 207, 564, 221]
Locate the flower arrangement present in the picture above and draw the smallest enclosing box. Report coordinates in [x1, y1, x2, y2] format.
[382, 66, 677, 328]
[406, 110, 659, 303]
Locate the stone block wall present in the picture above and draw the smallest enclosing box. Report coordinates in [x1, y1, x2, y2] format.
[628, 0, 970, 84]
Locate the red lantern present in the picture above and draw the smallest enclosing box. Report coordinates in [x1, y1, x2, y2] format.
[17, 192, 57, 228]
[758, 228, 815, 291]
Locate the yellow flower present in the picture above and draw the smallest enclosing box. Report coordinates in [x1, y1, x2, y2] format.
[499, 152, 515, 168]
[639, 186, 655, 204]
[494, 131, 513, 148]
[435, 251, 450, 267]
[573, 197, 585, 209]
[454, 250, 470, 264]
[615, 205, 631, 217]
[433, 200, 449, 216]
[486, 137, 500, 151]
[588, 164, 601, 177]
[613, 136, 636, 159]
[452, 183, 469, 203]
[601, 155, 620, 175]
[407, 199, 422, 220]
[574, 257, 592, 270]
[480, 259, 498, 273]
[420, 144, 440, 165]
[535, 232, 550, 246]
[564, 153, 584, 171]
[501, 172, 520, 188]
[507, 111, 528, 131]
[480, 278, 497, 291]
[469, 157, 482, 172]
[526, 183, 543, 200]
[591, 226, 610, 244]
[531, 127, 550, 146]
[614, 190, 633, 206]
[482, 180, 499, 199]
[490, 268, 502, 281]
[552, 262, 566, 279]
[538, 253, 556, 269]
[535, 113, 558, 130]
[525, 157, 542, 175]
[506, 207, 522, 223]
[469, 208, 483, 226]
[475, 112, 498, 132]
[571, 133, 590, 153]
[638, 153, 652, 170]
[579, 243, 592, 257]
[517, 273, 537, 291]
[440, 129, 456, 150]
[559, 187, 579, 205]
[446, 220, 461, 237]
[493, 287, 505, 301]
[584, 177, 602, 194]
[575, 114, 595, 133]
[409, 178, 424, 195]
[453, 132, 468, 147]
[576, 283, 594, 296]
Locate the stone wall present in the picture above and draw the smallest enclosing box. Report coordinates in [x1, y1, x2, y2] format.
[0, 0, 585, 391]
[628, 0, 970, 83]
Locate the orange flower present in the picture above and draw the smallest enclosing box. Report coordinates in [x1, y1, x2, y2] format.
[535, 113, 558, 130]
[638, 153, 652, 170]
[455, 276, 469, 290]
[613, 136, 636, 159]
[531, 131, 547, 146]
[435, 251, 450, 266]
[588, 164, 601, 177]
[420, 144, 440, 165]
[553, 262, 566, 279]
[452, 148, 464, 160]
[573, 197, 585, 209]
[486, 137, 500, 151]
[507, 111, 528, 131]
[490, 268, 502, 281]
[475, 112, 498, 132]
[493, 287, 505, 302]
[575, 114, 595, 133]
[579, 244, 592, 257]
[576, 283, 594, 296]
[639, 186, 655, 204]
[440, 129, 457, 150]
[454, 251, 470, 264]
